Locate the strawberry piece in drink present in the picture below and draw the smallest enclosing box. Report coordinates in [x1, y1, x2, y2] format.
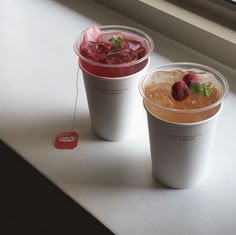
[183, 72, 201, 87]
[171, 80, 190, 101]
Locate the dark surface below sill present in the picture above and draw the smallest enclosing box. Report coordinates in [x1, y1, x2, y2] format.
[0, 140, 114, 235]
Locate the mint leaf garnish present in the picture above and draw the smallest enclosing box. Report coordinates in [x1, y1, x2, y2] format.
[190, 82, 214, 96]
[203, 83, 215, 96]
[109, 35, 124, 50]
[190, 82, 203, 95]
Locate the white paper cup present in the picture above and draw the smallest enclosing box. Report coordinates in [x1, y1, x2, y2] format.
[74, 25, 154, 141]
[146, 106, 221, 188]
[140, 63, 229, 189]
[82, 60, 150, 141]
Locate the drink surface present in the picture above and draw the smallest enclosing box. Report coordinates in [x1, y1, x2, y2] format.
[144, 70, 222, 123]
[78, 26, 149, 77]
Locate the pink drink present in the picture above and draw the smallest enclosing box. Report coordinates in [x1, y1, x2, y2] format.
[73, 26, 153, 140]
[74, 25, 154, 77]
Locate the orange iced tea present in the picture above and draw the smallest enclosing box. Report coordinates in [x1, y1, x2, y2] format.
[140, 64, 228, 123]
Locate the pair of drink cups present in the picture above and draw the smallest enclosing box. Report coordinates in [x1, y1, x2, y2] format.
[74, 25, 229, 189]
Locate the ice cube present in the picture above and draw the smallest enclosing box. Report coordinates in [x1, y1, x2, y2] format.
[127, 40, 146, 60]
[96, 42, 110, 55]
[153, 70, 186, 84]
[97, 32, 124, 45]
[80, 41, 96, 57]
[128, 40, 142, 51]
[87, 41, 96, 51]
[106, 49, 134, 64]
[133, 47, 146, 60]
[88, 52, 106, 63]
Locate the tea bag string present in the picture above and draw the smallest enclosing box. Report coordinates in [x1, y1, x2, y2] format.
[71, 66, 80, 132]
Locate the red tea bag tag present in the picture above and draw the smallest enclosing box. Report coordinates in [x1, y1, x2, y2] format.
[55, 132, 79, 149]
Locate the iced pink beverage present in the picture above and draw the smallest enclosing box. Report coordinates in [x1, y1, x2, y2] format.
[74, 25, 154, 77]
[73, 25, 153, 141]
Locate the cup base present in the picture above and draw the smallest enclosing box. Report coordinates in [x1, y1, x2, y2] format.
[92, 128, 130, 142]
[152, 172, 207, 189]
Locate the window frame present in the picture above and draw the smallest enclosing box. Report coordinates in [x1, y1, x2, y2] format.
[96, 0, 236, 70]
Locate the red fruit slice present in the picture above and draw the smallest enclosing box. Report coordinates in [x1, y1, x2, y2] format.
[83, 25, 101, 44]
[171, 81, 190, 101]
[183, 72, 201, 87]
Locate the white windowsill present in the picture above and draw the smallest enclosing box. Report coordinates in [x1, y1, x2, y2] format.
[1, 1, 236, 234]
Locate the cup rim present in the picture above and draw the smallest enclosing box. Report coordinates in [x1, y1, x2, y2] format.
[139, 62, 229, 114]
[73, 25, 154, 68]
[145, 101, 223, 126]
